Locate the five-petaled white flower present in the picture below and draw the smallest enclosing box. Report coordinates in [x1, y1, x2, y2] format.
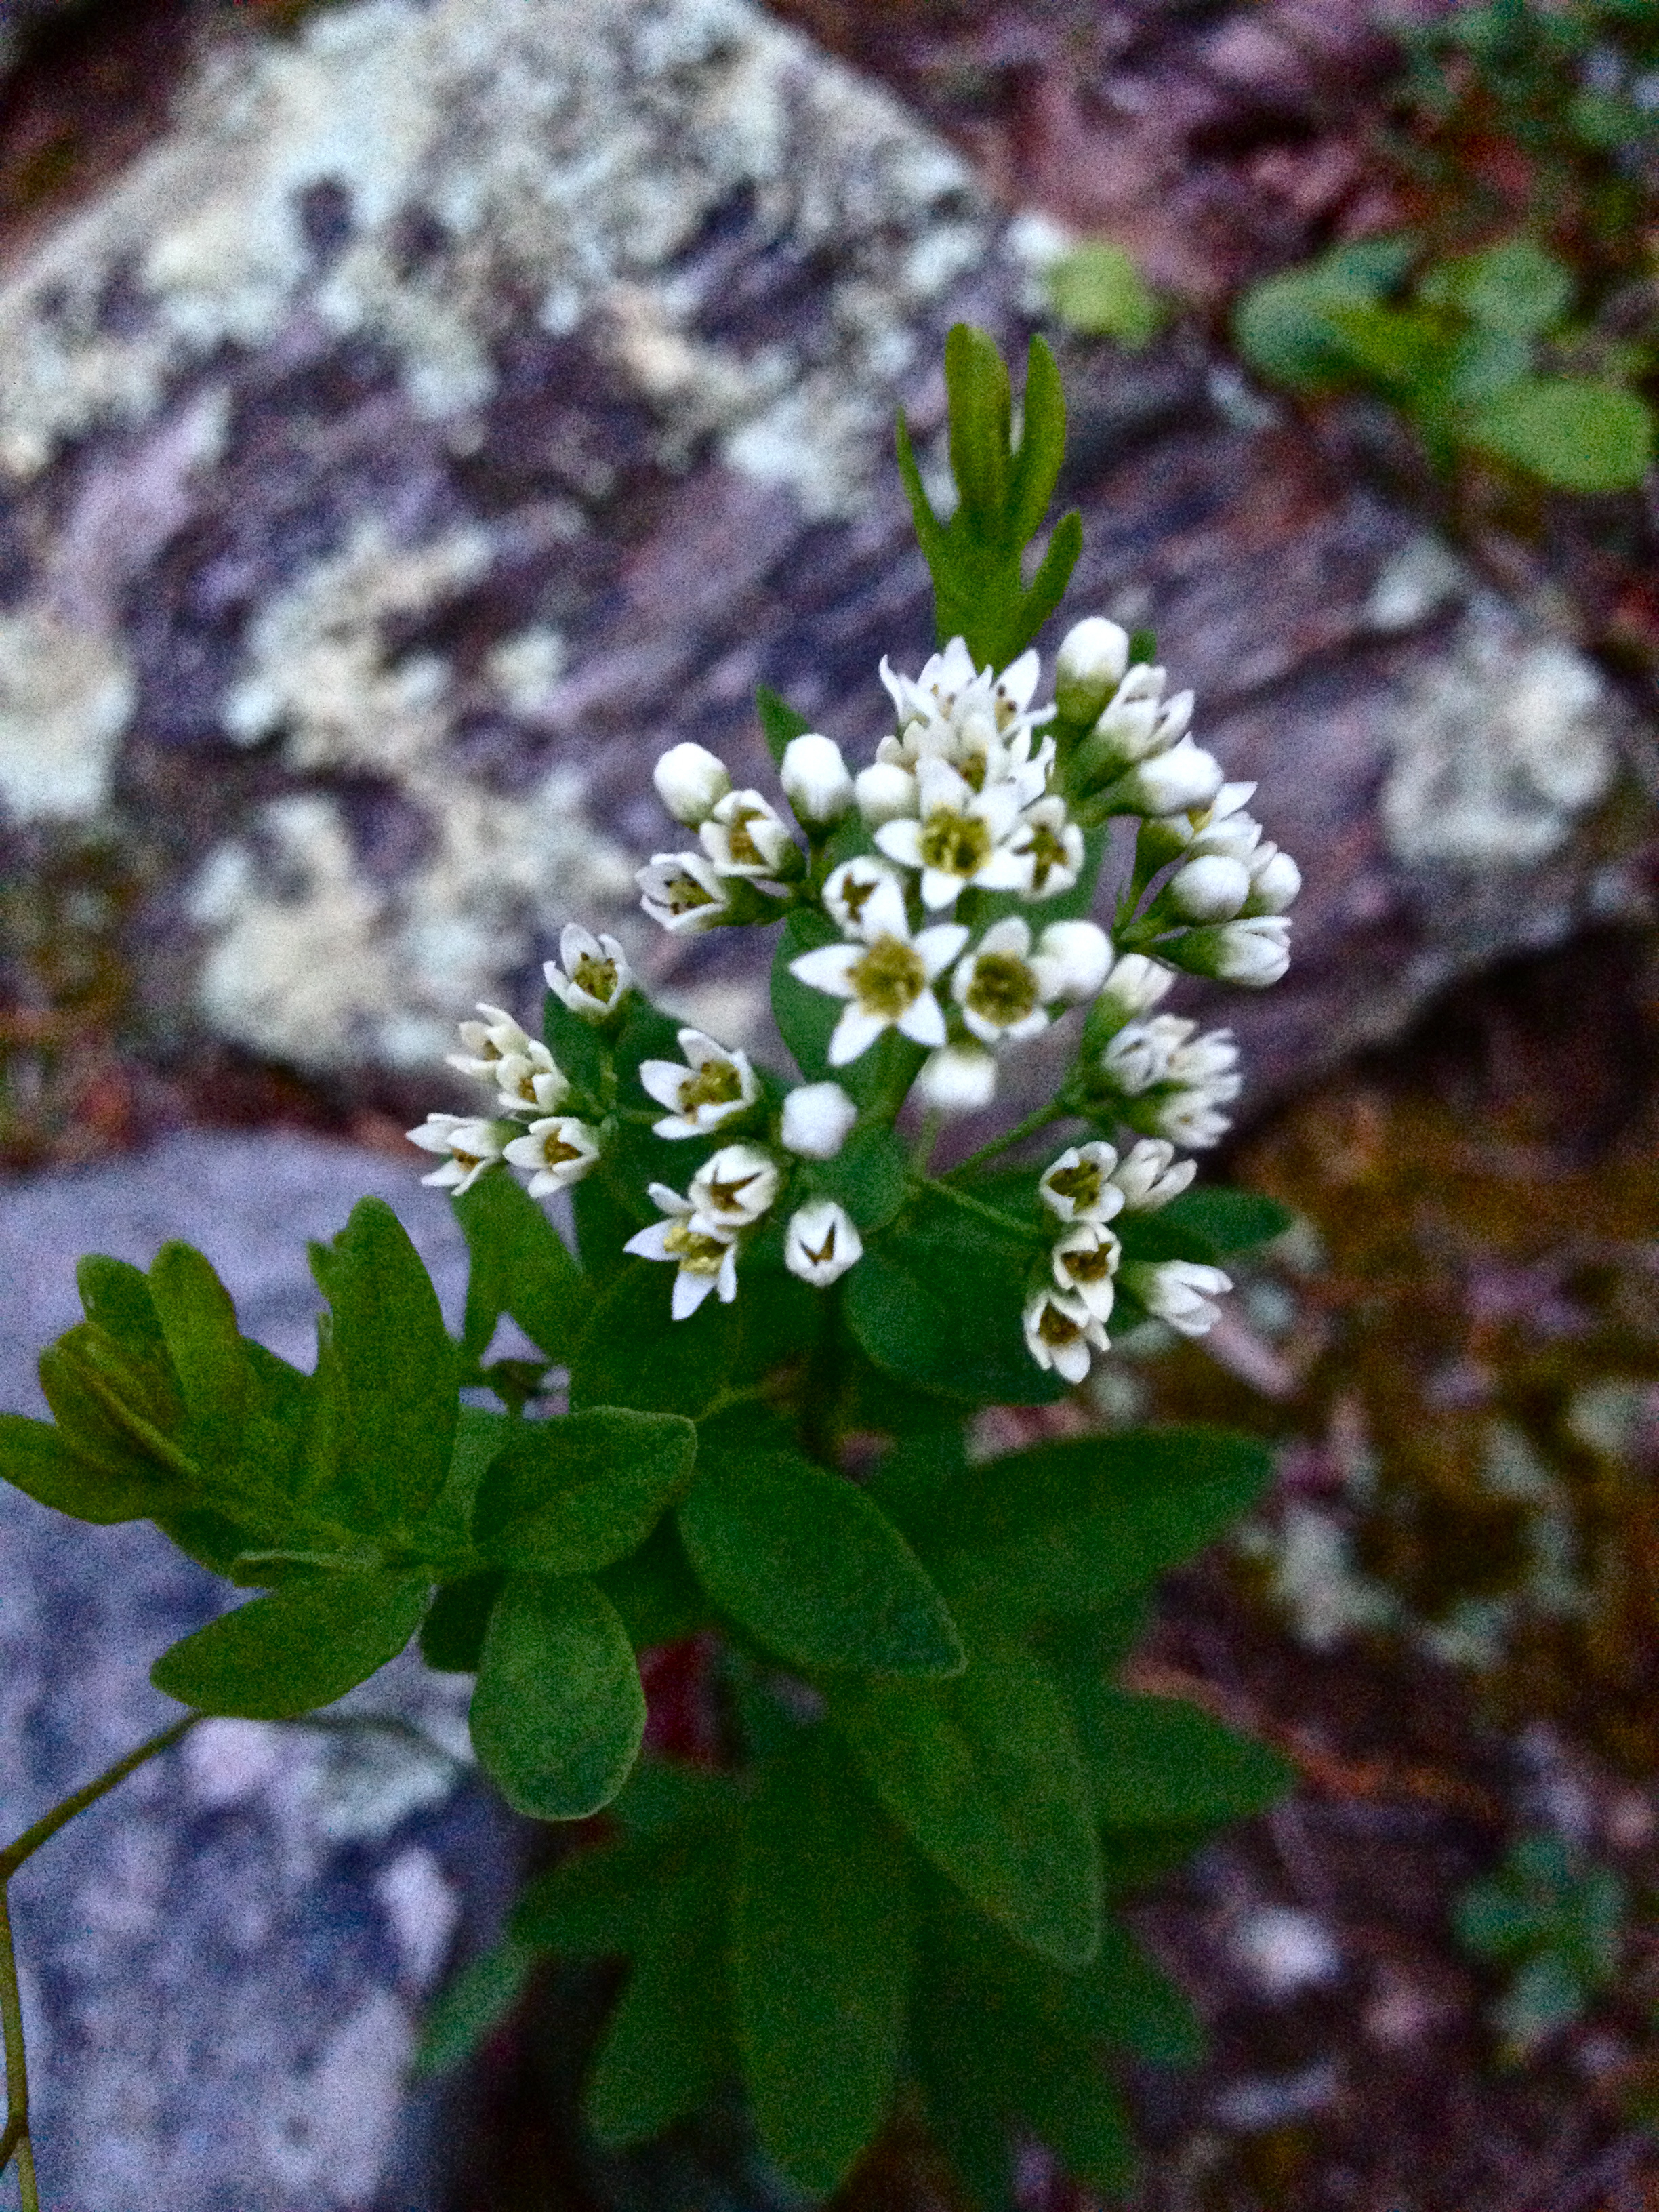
[624, 1190, 739, 1320]
[874, 759, 1026, 910]
[1039, 1143, 1127, 1227]
[640, 1029, 760, 1140]
[407, 1113, 509, 1196]
[789, 877, 967, 1066]
[700, 790, 798, 880]
[1124, 1258, 1231, 1337]
[637, 851, 731, 934]
[544, 926, 632, 1021]
[492, 1048, 571, 1115]
[1023, 1286, 1108, 1386]
[447, 1003, 536, 1082]
[1050, 1221, 1122, 1324]
[785, 1200, 863, 1286]
[687, 1145, 781, 1233]
[951, 918, 1055, 1047]
[502, 1116, 600, 1196]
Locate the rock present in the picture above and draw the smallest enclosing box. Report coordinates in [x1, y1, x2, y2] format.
[0, 0, 1643, 1130]
[0, 1128, 523, 2212]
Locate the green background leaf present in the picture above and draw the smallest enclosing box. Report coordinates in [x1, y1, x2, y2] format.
[474, 1408, 697, 1574]
[151, 1571, 430, 1718]
[470, 1572, 645, 1820]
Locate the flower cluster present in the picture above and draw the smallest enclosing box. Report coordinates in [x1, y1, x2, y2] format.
[408, 617, 1299, 1387]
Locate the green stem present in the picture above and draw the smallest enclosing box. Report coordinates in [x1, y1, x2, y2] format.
[909, 1110, 942, 1172]
[943, 1102, 1062, 1181]
[0, 1717, 200, 1883]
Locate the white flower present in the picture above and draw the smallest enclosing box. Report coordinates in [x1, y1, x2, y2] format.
[875, 758, 1026, 909]
[1039, 1143, 1126, 1226]
[407, 1113, 508, 1196]
[784, 1200, 863, 1286]
[624, 1190, 739, 1322]
[1166, 1028, 1240, 1090]
[914, 1042, 998, 1115]
[1101, 1012, 1188, 1095]
[854, 761, 919, 827]
[880, 635, 981, 735]
[544, 926, 632, 1021]
[789, 877, 967, 1066]
[1167, 853, 1251, 923]
[1035, 920, 1112, 1002]
[1177, 916, 1292, 987]
[493, 1050, 571, 1116]
[1077, 661, 1194, 781]
[1050, 1221, 1121, 1324]
[639, 1029, 760, 1139]
[687, 1145, 781, 1233]
[637, 851, 731, 934]
[700, 789, 798, 880]
[1124, 1258, 1231, 1338]
[1187, 783, 1263, 861]
[878, 639, 1052, 788]
[1111, 1138, 1196, 1211]
[1096, 953, 1176, 1024]
[1054, 617, 1130, 724]
[447, 1002, 535, 1081]
[1006, 796, 1085, 901]
[822, 856, 906, 940]
[653, 743, 731, 827]
[781, 734, 854, 826]
[501, 1115, 600, 1195]
[781, 1082, 859, 1160]
[1023, 1286, 1108, 1385]
[1151, 1090, 1234, 1149]
[951, 917, 1052, 1046]
[1107, 738, 1225, 819]
[1244, 845, 1301, 915]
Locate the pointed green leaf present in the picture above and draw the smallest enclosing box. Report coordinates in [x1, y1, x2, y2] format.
[39, 1324, 194, 1485]
[473, 1408, 697, 1574]
[1071, 1683, 1292, 1828]
[151, 1570, 430, 1717]
[771, 907, 842, 1083]
[1078, 1920, 1204, 2064]
[945, 323, 1013, 528]
[308, 1197, 458, 1532]
[830, 1637, 1101, 1967]
[569, 1262, 741, 1418]
[1150, 1186, 1295, 1258]
[470, 1572, 644, 1820]
[756, 684, 815, 770]
[586, 1839, 733, 2146]
[148, 1242, 253, 1464]
[414, 1938, 535, 2077]
[453, 1168, 589, 1364]
[1015, 506, 1083, 649]
[0, 1412, 165, 1525]
[75, 1255, 167, 1356]
[677, 1441, 964, 1677]
[1008, 334, 1068, 541]
[514, 1801, 732, 1955]
[895, 412, 948, 573]
[734, 1731, 909, 2196]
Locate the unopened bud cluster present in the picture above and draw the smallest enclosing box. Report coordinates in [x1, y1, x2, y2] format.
[410, 621, 1299, 1384]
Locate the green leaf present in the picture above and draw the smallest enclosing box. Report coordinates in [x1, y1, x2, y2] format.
[151, 1570, 430, 1718]
[1153, 1187, 1296, 1257]
[1420, 238, 1574, 334]
[1016, 507, 1084, 654]
[677, 1439, 964, 1677]
[146, 1242, 253, 1466]
[568, 1262, 741, 1418]
[597, 1516, 718, 1649]
[514, 1830, 703, 1957]
[1046, 241, 1161, 348]
[308, 1198, 458, 1534]
[541, 994, 611, 1108]
[1322, 301, 1457, 398]
[39, 1323, 193, 1485]
[419, 1572, 504, 1671]
[0, 1412, 170, 1525]
[1496, 1950, 1588, 2050]
[771, 907, 842, 1084]
[1008, 334, 1068, 544]
[409, 1404, 508, 1571]
[945, 323, 1014, 527]
[843, 1188, 1063, 1407]
[800, 1122, 909, 1235]
[1071, 1683, 1292, 1828]
[414, 1938, 535, 2077]
[1463, 376, 1654, 491]
[1233, 238, 1414, 388]
[586, 1839, 733, 2147]
[733, 1731, 909, 2194]
[453, 1168, 590, 1364]
[1079, 1919, 1204, 2064]
[470, 1572, 645, 1820]
[756, 684, 815, 770]
[830, 1636, 1101, 1967]
[75, 1255, 167, 1356]
[473, 1408, 697, 1574]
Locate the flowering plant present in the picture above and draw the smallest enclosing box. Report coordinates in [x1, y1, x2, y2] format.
[0, 329, 1297, 2207]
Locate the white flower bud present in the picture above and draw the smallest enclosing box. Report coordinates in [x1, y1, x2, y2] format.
[653, 743, 731, 827]
[1033, 920, 1113, 1003]
[1111, 1138, 1195, 1211]
[1167, 854, 1251, 923]
[701, 790, 798, 879]
[1054, 617, 1130, 723]
[781, 1082, 858, 1160]
[914, 1042, 998, 1115]
[1099, 954, 1176, 1021]
[854, 761, 918, 827]
[785, 1200, 863, 1286]
[781, 733, 855, 826]
[1124, 1258, 1231, 1338]
[1178, 916, 1292, 987]
[501, 1115, 601, 1196]
[1109, 739, 1225, 818]
[1246, 846, 1302, 915]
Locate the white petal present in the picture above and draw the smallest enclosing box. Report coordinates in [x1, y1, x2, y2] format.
[646, 1182, 693, 1215]
[638, 1060, 687, 1110]
[918, 869, 962, 911]
[790, 944, 861, 998]
[716, 1246, 740, 1303]
[896, 989, 947, 1049]
[977, 916, 1032, 958]
[624, 1222, 676, 1261]
[874, 819, 925, 869]
[914, 923, 970, 979]
[672, 1268, 720, 1320]
[828, 1003, 888, 1065]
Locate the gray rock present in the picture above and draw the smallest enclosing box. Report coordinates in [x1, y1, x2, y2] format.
[0, 1129, 522, 2212]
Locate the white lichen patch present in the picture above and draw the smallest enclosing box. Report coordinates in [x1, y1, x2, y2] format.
[1383, 610, 1615, 869]
[0, 606, 136, 822]
[0, 0, 987, 512]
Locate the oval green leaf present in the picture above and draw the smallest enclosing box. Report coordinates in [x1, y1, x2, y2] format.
[151, 1570, 430, 1718]
[469, 1572, 645, 1820]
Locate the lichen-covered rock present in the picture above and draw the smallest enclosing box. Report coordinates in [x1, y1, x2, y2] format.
[0, 0, 1642, 1122]
[0, 1130, 519, 2212]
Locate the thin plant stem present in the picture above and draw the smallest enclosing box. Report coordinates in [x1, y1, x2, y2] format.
[909, 1109, 942, 1171]
[942, 1102, 1061, 1181]
[0, 1717, 200, 1883]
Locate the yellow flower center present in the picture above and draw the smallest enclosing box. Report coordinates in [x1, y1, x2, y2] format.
[538, 1130, 583, 1167]
[964, 953, 1038, 1030]
[664, 1222, 730, 1274]
[723, 806, 771, 868]
[848, 935, 926, 1019]
[919, 808, 992, 880]
[802, 1225, 838, 1267]
[680, 1059, 744, 1114]
[1062, 1242, 1116, 1288]
[664, 871, 718, 914]
[1022, 820, 1070, 892]
[1037, 1301, 1084, 1350]
[572, 953, 617, 1002]
[1046, 1161, 1100, 1212]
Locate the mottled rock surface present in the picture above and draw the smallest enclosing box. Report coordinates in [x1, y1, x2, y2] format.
[0, 0, 1644, 1145]
[0, 1129, 521, 2212]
